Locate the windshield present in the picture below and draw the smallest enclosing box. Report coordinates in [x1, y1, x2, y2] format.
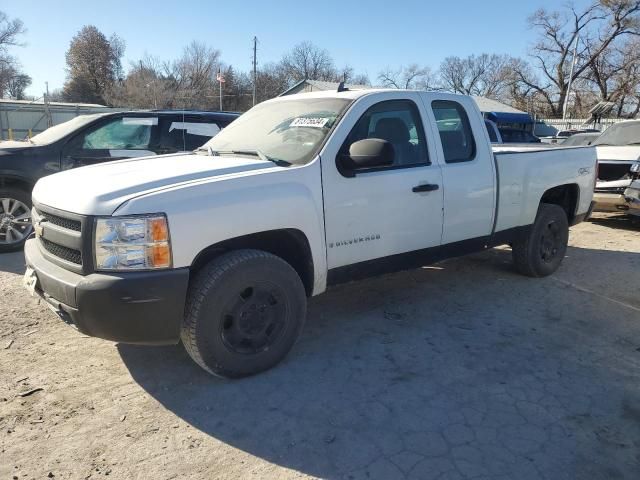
[30, 113, 110, 145]
[201, 97, 351, 165]
[592, 121, 640, 146]
[561, 133, 600, 147]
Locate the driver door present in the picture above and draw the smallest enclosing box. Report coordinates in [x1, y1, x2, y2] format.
[321, 92, 444, 274]
[62, 115, 160, 169]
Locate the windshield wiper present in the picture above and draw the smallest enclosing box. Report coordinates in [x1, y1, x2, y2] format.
[207, 148, 291, 166]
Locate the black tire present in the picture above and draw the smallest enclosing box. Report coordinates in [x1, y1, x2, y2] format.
[181, 249, 307, 378]
[0, 187, 33, 253]
[512, 203, 569, 277]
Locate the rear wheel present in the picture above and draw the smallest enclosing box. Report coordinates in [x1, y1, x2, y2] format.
[181, 249, 307, 378]
[512, 203, 569, 277]
[0, 188, 32, 253]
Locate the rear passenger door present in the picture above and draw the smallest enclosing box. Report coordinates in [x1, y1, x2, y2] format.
[157, 115, 223, 153]
[424, 95, 496, 244]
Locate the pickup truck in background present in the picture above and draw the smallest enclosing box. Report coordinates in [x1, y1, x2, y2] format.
[24, 89, 597, 378]
[625, 179, 640, 218]
[591, 120, 640, 212]
[0, 110, 238, 252]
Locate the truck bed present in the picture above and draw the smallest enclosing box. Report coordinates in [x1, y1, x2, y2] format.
[492, 146, 597, 232]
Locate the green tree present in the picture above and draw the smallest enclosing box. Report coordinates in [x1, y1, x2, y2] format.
[63, 25, 124, 104]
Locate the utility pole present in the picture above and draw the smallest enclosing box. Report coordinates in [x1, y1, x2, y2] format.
[562, 35, 579, 122]
[252, 36, 258, 107]
[44, 81, 52, 128]
[217, 67, 224, 111]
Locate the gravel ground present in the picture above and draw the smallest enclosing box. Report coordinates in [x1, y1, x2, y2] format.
[1, 213, 639, 480]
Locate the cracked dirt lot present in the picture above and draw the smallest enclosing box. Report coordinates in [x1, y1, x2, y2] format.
[1, 213, 639, 480]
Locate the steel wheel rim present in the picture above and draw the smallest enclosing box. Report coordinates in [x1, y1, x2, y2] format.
[220, 283, 288, 355]
[0, 197, 32, 245]
[539, 220, 561, 262]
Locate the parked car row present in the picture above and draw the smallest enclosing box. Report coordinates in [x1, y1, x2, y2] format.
[625, 179, 640, 218]
[539, 128, 601, 144]
[0, 110, 239, 251]
[590, 120, 640, 213]
[491, 119, 640, 215]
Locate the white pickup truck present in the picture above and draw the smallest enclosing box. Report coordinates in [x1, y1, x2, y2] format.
[24, 89, 597, 378]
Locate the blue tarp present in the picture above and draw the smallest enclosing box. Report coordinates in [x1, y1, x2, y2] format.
[484, 111, 533, 124]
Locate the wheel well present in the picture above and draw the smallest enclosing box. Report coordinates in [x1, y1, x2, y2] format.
[540, 184, 578, 224]
[0, 176, 33, 193]
[190, 229, 315, 296]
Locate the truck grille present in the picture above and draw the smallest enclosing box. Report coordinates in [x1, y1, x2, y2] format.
[597, 162, 632, 182]
[40, 238, 82, 265]
[33, 203, 90, 273]
[35, 208, 81, 231]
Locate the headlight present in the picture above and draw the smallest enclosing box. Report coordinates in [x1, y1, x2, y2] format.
[94, 214, 172, 270]
[631, 161, 640, 173]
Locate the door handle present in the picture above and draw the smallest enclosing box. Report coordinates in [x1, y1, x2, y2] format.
[412, 183, 439, 193]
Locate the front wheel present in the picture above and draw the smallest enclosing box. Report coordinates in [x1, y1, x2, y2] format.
[512, 203, 569, 277]
[0, 188, 33, 253]
[181, 249, 307, 378]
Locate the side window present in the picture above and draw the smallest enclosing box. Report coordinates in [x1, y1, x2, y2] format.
[81, 117, 157, 150]
[177, 121, 221, 151]
[484, 120, 498, 143]
[341, 99, 429, 168]
[432, 100, 476, 163]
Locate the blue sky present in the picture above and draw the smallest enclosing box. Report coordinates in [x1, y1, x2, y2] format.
[5, 0, 593, 97]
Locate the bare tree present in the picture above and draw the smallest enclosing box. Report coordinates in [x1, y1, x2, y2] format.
[256, 62, 290, 102]
[584, 34, 640, 116]
[440, 54, 514, 98]
[0, 11, 30, 99]
[0, 11, 25, 51]
[106, 55, 172, 108]
[511, 1, 640, 116]
[378, 64, 438, 90]
[281, 41, 336, 82]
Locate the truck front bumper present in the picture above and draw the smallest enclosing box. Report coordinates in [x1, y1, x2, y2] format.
[24, 239, 189, 345]
[625, 189, 640, 217]
[592, 192, 630, 213]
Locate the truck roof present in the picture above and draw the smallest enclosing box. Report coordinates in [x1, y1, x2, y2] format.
[271, 88, 408, 102]
[270, 88, 476, 105]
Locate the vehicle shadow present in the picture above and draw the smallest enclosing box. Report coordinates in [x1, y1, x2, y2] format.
[588, 213, 640, 232]
[118, 246, 640, 479]
[0, 250, 25, 275]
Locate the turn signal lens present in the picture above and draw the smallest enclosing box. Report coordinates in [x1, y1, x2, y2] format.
[149, 217, 169, 242]
[150, 243, 171, 268]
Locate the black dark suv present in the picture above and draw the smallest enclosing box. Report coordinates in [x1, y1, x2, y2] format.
[0, 110, 238, 251]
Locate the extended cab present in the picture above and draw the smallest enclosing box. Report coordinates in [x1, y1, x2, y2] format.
[23, 89, 597, 378]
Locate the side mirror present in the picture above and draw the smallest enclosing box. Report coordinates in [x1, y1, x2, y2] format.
[342, 138, 394, 171]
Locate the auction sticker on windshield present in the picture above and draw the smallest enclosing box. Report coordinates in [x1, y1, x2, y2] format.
[290, 117, 330, 128]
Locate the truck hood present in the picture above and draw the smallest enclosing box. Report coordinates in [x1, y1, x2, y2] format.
[33, 153, 278, 215]
[0, 140, 37, 152]
[595, 145, 640, 161]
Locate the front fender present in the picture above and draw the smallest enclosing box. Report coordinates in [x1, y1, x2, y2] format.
[114, 163, 327, 293]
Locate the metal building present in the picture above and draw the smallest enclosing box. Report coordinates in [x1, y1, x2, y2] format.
[0, 99, 119, 140]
